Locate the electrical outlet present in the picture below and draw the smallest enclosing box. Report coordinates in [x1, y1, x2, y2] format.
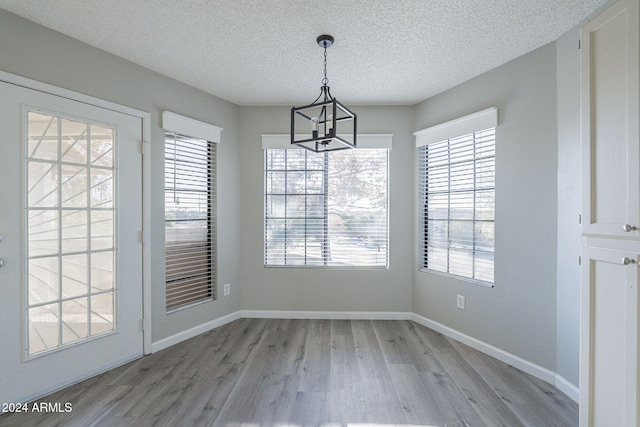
[456, 294, 465, 310]
[223, 283, 230, 296]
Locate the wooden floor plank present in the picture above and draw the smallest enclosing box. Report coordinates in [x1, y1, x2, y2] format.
[373, 319, 443, 372]
[328, 326, 370, 423]
[0, 319, 579, 427]
[350, 320, 408, 424]
[330, 319, 352, 336]
[420, 370, 488, 427]
[386, 363, 445, 425]
[213, 319, 307, 425]
[289, 391, 330, 426]
[298, 319, 331, 392]
[448, 337, 578, 427]
[434, 347, 526, 427]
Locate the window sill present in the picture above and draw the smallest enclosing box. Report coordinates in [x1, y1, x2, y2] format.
[418, 267, 494, 288]
[166, 297, 214, 314]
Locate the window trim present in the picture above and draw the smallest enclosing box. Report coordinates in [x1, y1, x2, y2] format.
[162, 111, 222, 143]
[262, 134, 392, 150]
[414, 107, 497, 147]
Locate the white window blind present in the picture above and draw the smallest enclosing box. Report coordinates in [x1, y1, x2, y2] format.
[164, 132, 216, 311]
[265, 148, 388, 268]
[418, 128, 495, 284]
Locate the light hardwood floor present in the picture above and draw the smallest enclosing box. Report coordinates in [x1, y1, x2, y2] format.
[0, 319, 578, 426]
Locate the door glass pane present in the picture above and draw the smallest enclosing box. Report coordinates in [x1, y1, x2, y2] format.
[62, 297, 89, 344]
[61, 253, 88, 298]
[91, 292, 114, 334]
[61, 119, 88, 164]
[91, 211, 113, 250]
[90, 168, 113, 208]
[91, 251, 114, 292]
[28, 303, 59, 355]
[26, 110, 117, 357]
[28, 257, 59, 305]
[61, 165, 87, 208]
[27, 112, 58, 161]
[62, 210, 88, 253]
[28, 210, 58, 257]
[28, 161, 58, 208]
[90, 125, 113, 167]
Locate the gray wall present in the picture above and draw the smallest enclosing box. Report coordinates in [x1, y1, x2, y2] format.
[412, 43, 559, 371]
[555, 27, 582, 387]
[0, 10, 243, 343]
[239, 106, 414, 312]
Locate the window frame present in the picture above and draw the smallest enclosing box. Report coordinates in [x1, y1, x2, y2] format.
[162, 111, 222, 313]
[164, 132, 216, 312]
[415, 108, 497, 287]
[262, 134, 392, 269]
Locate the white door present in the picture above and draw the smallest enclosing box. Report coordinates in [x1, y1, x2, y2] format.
[580, 245, 639, 426]
[580, 0, 640, 425]
[580, 0, 640, 239]
[0, 81, 144, 404]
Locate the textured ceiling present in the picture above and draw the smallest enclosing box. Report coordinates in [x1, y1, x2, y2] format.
[0, 0, 609, 106]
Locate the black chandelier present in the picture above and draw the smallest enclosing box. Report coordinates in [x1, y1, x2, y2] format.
[291, 35, 357, 152]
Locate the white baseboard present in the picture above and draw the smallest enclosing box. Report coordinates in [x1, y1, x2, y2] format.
[411, 314, 558, 384]
[412, 313, 579, 403]
[151, 311, 241, 353]
[554, 374, 579, 402]
[241, 310, 411, 320]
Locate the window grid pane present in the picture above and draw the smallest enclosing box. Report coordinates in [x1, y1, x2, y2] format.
[419, 128, 495, 283]
[265, 149, 388, 268]
[26, 110, 116, 357]
[165, 133, 216, 312]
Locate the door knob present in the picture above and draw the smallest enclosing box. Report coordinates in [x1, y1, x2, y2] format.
[622, 257, 637, 265]
[0, 259, 4, 268]
[623, 224, 637, 232]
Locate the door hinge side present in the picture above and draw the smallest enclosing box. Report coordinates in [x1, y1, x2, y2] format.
[139, 139, 148, 155]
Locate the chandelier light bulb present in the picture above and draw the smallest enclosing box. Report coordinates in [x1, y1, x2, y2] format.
[311, 117, 319, 138]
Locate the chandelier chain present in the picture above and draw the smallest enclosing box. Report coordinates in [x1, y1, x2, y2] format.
[322, 47, 329, 86]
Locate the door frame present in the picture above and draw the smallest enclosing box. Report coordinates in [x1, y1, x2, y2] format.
[0, 70, 152, 356]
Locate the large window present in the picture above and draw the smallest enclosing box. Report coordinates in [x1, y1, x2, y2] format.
[415, 108, 497, 285]
[264, 147, 388, 268]
[164, 132, 216, 311]
[418, 128, 495, 283]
